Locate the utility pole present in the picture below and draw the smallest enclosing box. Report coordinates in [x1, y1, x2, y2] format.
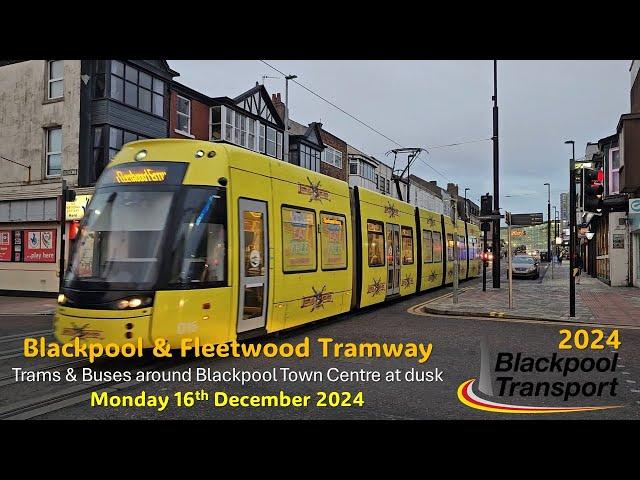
[545, 182, 551, 263]
[506, 212, 513, 309]
[464, 187, 470, 221]
[566, 140, 576, 317]
[283, 74, 297, 163]
[492, 60, 501, 288]
[453, 198, 459, 304]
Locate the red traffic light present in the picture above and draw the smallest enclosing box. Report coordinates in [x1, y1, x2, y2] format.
[596, 169, 604, 183]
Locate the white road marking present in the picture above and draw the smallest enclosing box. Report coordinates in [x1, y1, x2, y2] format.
[625, 380, 636, 384]
[621, 371, 630, 375]
[630, 389, 640, 393]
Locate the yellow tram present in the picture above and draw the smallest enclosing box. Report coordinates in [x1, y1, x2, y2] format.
[54, 139, 480, 347]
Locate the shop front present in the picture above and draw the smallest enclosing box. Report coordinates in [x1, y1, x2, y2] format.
[0, 193, 91, 296]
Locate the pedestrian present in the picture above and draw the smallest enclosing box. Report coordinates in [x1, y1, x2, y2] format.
[557, 252, 562, 265]
[573, 254, 583, 284]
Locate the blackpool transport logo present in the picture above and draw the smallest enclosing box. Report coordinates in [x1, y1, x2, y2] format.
[457, 339, 621, 414]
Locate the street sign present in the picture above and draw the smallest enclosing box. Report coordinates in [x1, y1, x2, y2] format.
[507, 212, 544, 226]
[630, 198, 640, 214]
[477, 214, 504, 221]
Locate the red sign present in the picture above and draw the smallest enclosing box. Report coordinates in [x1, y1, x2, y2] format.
[0, 231, 11, 262]
[23, 230, 57, 263]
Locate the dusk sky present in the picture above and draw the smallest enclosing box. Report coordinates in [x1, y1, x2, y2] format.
[169, 60, 631, 217]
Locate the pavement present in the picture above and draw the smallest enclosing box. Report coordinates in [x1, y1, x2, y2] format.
[0, 296, 57, 316]
[422, 262, 640, 326]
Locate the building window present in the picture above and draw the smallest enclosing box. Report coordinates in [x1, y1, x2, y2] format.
[110, 61, 164, 117]
[361, 162, 375, 182]
[322, 145, 343, 169]
[247, 118, 256, 150]
[224, 107, 234, 142]
[47, 60, 64, 100]
[349, 162, 358, 175]
[299, 144, 320, 172]
[609, 147, 620, 195]
[266, 126, 277, 157]
[234, 112, 242, 145]
[176, 95, 191, 134]
[387, 179, 391, 193]
[45, 127, 62, 177]
[107, 126, 148, 161]
[259, 123, 266, 153]
[210, 106, 221, 141]
[93, 60, 107, 98]
[276, 132, 283, 159]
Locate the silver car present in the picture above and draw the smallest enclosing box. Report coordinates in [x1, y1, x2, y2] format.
[511, 255, 539, 279]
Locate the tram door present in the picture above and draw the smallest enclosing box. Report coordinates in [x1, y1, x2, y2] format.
[237, 199, 269, 333]
[386, 223, 400, 295]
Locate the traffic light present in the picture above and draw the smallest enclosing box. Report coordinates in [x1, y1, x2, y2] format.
[481, 193, 493, 216]
[583, 168, 603, 213]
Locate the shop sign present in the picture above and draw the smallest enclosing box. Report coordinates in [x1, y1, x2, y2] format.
[612, 234, 625, 249]
[23, 230, 56, 263]
[66, 194, 92, 221]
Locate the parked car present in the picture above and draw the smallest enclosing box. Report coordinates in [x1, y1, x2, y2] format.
[511, 255, 539, 279]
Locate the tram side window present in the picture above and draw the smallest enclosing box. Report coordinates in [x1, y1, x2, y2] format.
[367, 220, 384, 267]
[458, 235, 467, 261]
[423, 230, 433, 263]
[446, 233, 454, 261]
[320, 213, 347, 270]
[282, 206, 317, 272]
[169, 188, 227, 287]
[401, 226, 414, 264]
[469, 236, 476, 260]
[433, 231, 442, 262]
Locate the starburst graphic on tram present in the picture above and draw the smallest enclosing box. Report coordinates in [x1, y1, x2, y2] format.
[62, 322, 104, 340]
[297, 177, 330, 203]
[384, 202, 399, 218]
[426, 217, 437, 228]
[401, 274, 414, 288]
[301, 285, 334, 311]
[367, 277, 386, 296]
[427, 270, 440, 282]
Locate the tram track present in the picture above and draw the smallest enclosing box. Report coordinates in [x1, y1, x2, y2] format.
[0, 356, 193, 420]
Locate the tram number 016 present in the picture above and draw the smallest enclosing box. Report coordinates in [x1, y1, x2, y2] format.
[316, 391, 364, 407]
[558, 328, 621, 350]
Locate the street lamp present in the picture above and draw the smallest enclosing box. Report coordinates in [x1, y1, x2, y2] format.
[464, 187, 470, 221]
[544, 182, 551, 263]
[565, 140, 576, 317]
[283, 74, 298, 164]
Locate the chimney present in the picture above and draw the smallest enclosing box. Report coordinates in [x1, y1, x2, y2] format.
[447, 183, 458, 197]
[271, 92, 286, 123]
[429, 180, 437, 185]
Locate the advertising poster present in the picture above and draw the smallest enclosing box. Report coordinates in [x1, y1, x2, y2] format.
[1, 57, 640, 443]
[23, 229, 56, 263]
[0, 230, 11, 262]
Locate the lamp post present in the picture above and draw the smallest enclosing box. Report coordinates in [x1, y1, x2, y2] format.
[565, 140, 576, 317]
[283, 74, 297, 163]
[553, 205, 558, 263]
[464, 187, 470, 221]
[544, 182, 551, 263]
[492, 60, 501, 289]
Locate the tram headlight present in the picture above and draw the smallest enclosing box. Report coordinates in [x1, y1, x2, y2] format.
[115, 296, 152, 309]
[57, 294, 66, 305]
